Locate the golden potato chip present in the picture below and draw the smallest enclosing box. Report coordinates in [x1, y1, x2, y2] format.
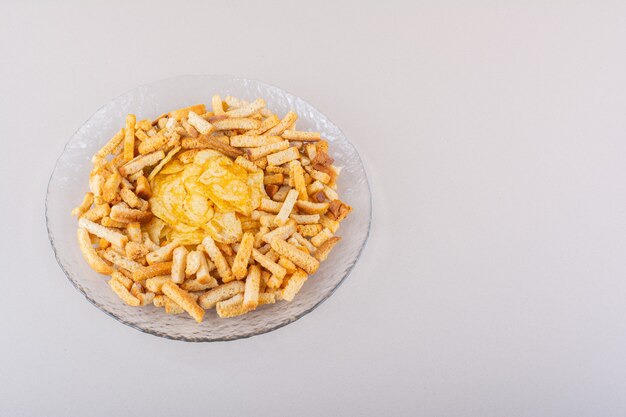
[206, 211, 242, 244]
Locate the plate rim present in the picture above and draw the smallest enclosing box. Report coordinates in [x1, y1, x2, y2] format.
[45, 74, 372, 342]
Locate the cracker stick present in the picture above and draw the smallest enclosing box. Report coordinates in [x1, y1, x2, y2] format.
[310, 227, 334, 247]
[142, 232, 160, 251]
[262, 223, 296, 244]
[76, 228, 113, 274]
[215, 294, 246, 318]
[290, 214, 320, 224]
[269, 238, 319, 274]
[295, 200, 329, 214]
[212, 94, 225, 115]
[251, 249, 287, 279]
[304, 143, 317, 161]
[95, 128, 124, 159]
[278, 257, 297, 274]
[110, 204, 153, 223]
[146, 240, 181, 264]
[195, 251, 217, 286]
[230, 135, 283, 147]
[78, 217, 128, 248]
[319, 215, 340, 234]
[127, 171, 143, 182]
[147, 146, 181, 181]
[119, 150, 165, 177]
[102, 248, 143, 272]
[322, 184, 339, 201]
[168, 104, 207, 121]
[246, 140, 289, 160]
[234, 156, 259, 172]
[181, 135, 243, 158]
[123, 114, 136, 162]
[311, 190, 327, 203]
[265, 111, 297, 136]
[265, 249, 280, 263]
[181, 117, 199, 137]
[138, 132, 167, 154]
[137, 292, 155, 306]
[251, 210, 272, 220]
[181, 279, 217, 292]
[297, 224, 323, 237]
[254, 226, 270, 248]
[164, 297, 184, 314]
[72, 192, 94, 217]
[132, 262, 173, 282]
[225, 98, 266, 118]
[102, 171, 122, 203]
[109, 278, 140, 306]
[89, 172, 105, 197]
[290, 161, 308, 201]
[265, 184, 279, 199]
[327, 199, 352, 221]
[100, 216, 126, 228]
[240, 218, 260, 231]
[119, 188, 144, 209]
[259, 198, 282, 213]
[272, 185, 291, 202]
[231, 232, 254, 279]
[258, 292, 276, 305]
[120, 176, 134, 190]
[111, 271, 133, 290]
[145, 276, 171, 293]
[161, 281, 204, 322]
[202, 236, 233, 282]
[217, 291, 274, 314]
[292, 232, 317, 253]
[313, 236, 341, 261]
[266, 147, 300, 166]
[187, 111, 215, 135]
[143, 220, 164, 247]
[213, 118, 261, 131]
[135, 129, 149, 142]
[243, 265, 261, 309]
[247, 114, 280, 135]
[274, 189, 299, 226]
[206, 114, 228, 123]
[153, 294, 166, 307]
[198, 281, 245, 309]
[171, 246, 188, 284]
[125, 241, 149, 260]
[265, 273, 283, 289]
[280, 269, 308, 302]
[177, 149, 201, 164]
[264, 173, 284, 185]
[223, 96, 246, 108]
[81, 203, 110, 222]
[185, 250, 202, 277]
[307, 180, 325, 195]
[281, 130, 321, 142]
[130, 282, 144, 298]
[306, 168, 331, 184]
[266, 165, 288, 174]
[259, 214, 277, 227]
[255, 157, 268, 170]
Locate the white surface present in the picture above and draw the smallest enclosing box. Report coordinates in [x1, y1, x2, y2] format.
[1, 1, 626, 416]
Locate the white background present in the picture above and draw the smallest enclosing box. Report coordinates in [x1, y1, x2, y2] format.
[2, 1, 626, 416]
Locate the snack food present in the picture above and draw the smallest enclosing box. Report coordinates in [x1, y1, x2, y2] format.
[72, 95, 351, 322]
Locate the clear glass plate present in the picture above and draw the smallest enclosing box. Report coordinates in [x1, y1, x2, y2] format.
[46, 75, 372, 341]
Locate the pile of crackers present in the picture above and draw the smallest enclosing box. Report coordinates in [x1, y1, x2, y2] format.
[72, 95, 351, 322]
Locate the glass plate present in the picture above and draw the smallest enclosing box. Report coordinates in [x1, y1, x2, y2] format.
[46, 75, 372, 341]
